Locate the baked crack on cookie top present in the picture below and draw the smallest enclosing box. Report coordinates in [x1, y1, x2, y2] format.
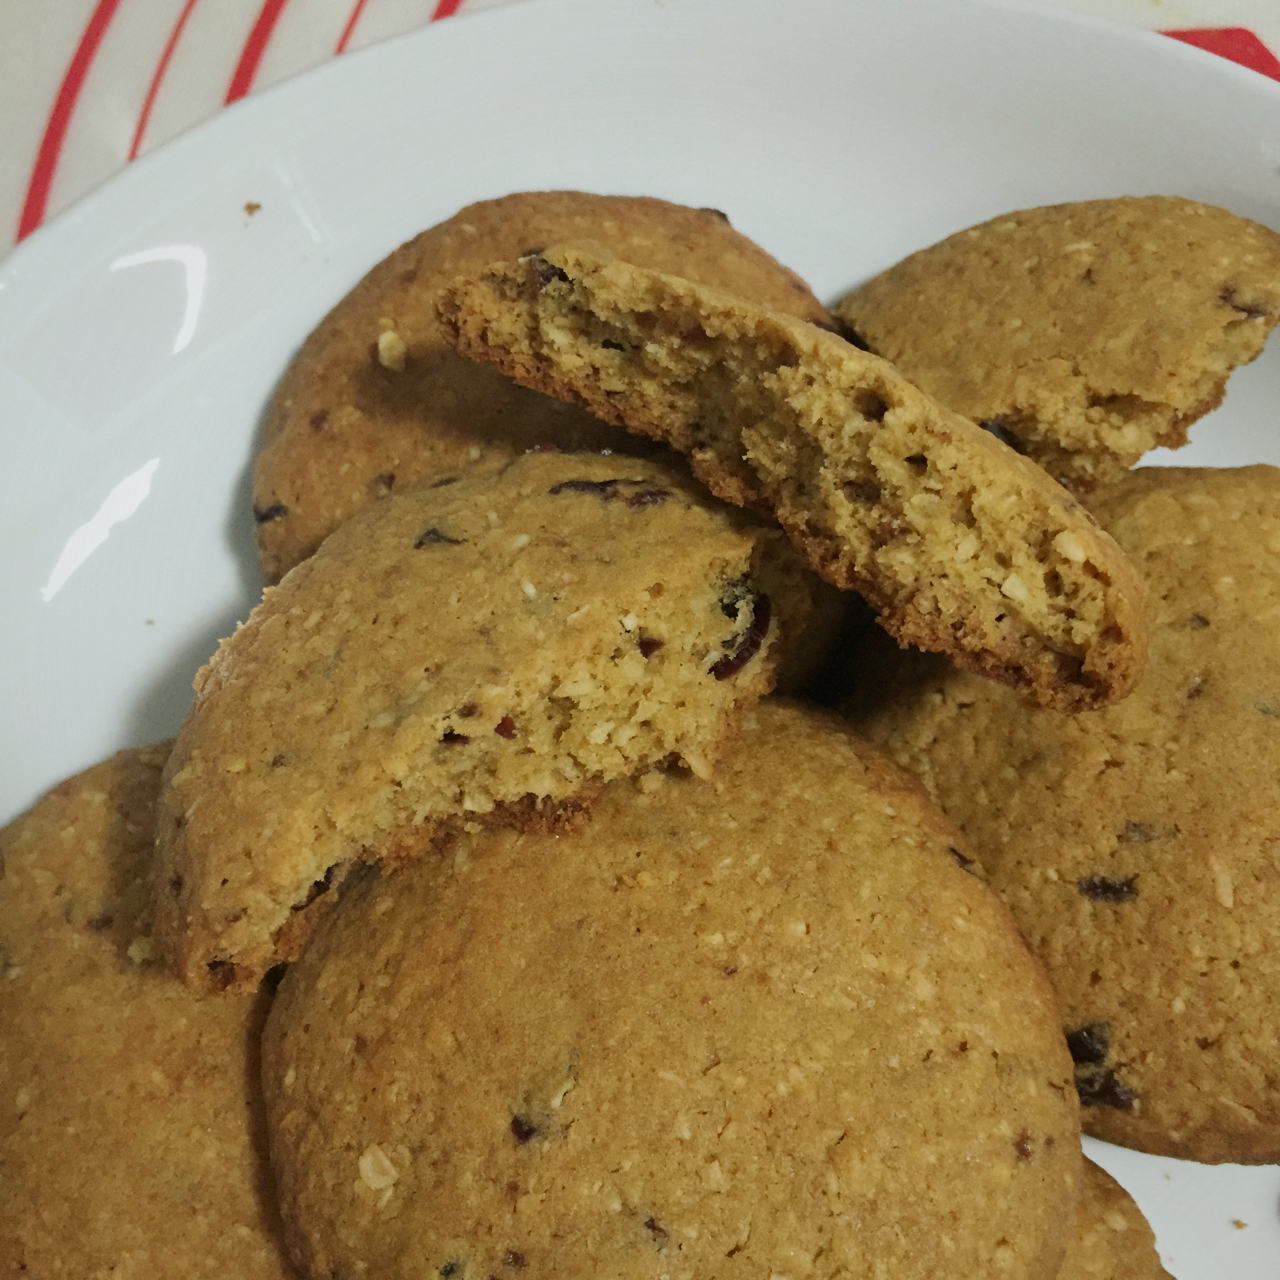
[0, 745, 295, 1280]
[844, 466, 1280, 1163]
[437, 245, 1147, 711]
[834, 196, 1280, 491]
[154, 451, 807, 992]
[253, 192, 828, 584]
[262, 701, 1079, 1280]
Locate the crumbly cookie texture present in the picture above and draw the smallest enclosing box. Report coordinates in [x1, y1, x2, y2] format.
[1058, 1160, 1171, 1280]
[834, 196, 1280, 491]
[845, 466, 1280, 1162]
[155, 451, 802, 993]
[0, 745, 295, 1280]
[263, 700, 1080, 1280]
[253, 191, 828, 584]
[437, 245, 1147, 712]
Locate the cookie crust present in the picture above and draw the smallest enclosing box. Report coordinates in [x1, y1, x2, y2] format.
[835, 196, 1280, 491]
[253, 192, 827, 583]
[263, 701, 1079, 1280]
[156, 452, 800, 992]
[438, 245, 1147, 711]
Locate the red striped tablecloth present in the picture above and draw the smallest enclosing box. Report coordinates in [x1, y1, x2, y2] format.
[6, 0, 1280, 255]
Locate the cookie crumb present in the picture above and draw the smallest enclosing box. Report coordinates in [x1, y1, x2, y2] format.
[244, 201, 261, 215]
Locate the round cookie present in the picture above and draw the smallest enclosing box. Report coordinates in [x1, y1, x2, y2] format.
[845, 466, 1280, 1162]
[834, 196, 1280, 491]
[1058, 1160, 1170, 1280]
[156, 451, 810, 993]
[262, 700, 1080, 1280]
[253, 191, 829, 584]
[0, 745, 294, 1279]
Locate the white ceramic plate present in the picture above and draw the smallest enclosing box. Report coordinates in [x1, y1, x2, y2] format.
[3, 0, 1279, 1272]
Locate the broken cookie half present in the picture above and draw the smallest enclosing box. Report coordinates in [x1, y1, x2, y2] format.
[834, 195, 1280, 491]
[437, 246, 1147, 712]
[154, 451, 806, 991]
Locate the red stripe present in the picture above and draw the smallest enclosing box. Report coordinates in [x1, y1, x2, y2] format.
[226, 0, 291, 103]
[431, 0, 464, 18]
[1161, 27, 1280, 81]
[16, 0, 125, 241]
[129, 0, 202, 160]
[335, 0, 369, 53]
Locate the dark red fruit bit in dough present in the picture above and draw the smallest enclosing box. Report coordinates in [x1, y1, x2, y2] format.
[253, 503, 288, 524]
[494, 716, 518, 739]
[1078, 874, 1138, 903]
[415, 526, 465, 548]
[529, 255, 570, 288]
[441, 730, 471, 745]
[207, 959, 236, 990]
[1013, 1130, 1034, 1161]
[547, 478, 670, 507]
[711, 594, 771, 681]
[638, 633, 664, 658]
[1221, 286, 1270, 319]
[1189, 613, 1210, 629]
[1066, 1022, 1110, 1064]
[504, 1251, 527, 1269]
[309, 409, 329, 431]
[1076, 1065, 1138, 1110]
[645, 1217, 670, 1244]
[510, 1115, 538, 1143]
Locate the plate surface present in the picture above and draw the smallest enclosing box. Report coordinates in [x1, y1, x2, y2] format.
[3, 0, 1279, 1272]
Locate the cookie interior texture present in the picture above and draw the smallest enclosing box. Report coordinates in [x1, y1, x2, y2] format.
[437, 244, 1148, 712]
[834, 195, 1280, 491]
[1058, 1159, 1171, 1280]
[154, 452, 804, 993]
[845, 465, 1280, 1162]
[0, 745, 294, 1280]
[253, 191, 828, 583]
[262, 700, 1080, 1280]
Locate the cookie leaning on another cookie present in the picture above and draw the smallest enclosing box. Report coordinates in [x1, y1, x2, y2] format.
[253, 192, 829, 584]
[437, 245, 1148, 712]
[1059, 1160, 1171, 1280]
[0, 745, 296, 1279]
[262, 700, 1080, 1280]
[155, 451, 809, 993]
[834, 196, 1280, 491]
[845, 466, 1280, 1162]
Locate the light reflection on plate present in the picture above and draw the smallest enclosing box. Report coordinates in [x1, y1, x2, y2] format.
[2, 0, 1278, 1272]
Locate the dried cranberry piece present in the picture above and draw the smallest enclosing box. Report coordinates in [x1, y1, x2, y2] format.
[510, 1115, 537, 1143]
[415, 526, 464, 548]
[711, 594, 771, 681]
[1077, 874, 1137, 903]
[494, 716, 518, 739]
[440, 730, 471, 745]
[1066, 1022, 1110, 1064]
[529, 255, 570, 289]
[638, 634, 664, 658]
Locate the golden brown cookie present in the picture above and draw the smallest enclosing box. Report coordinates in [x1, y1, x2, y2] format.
[438, 245, 1148, 712]
[845, 466, 1280, 1162]
[0, 745, 295, 1279]
[253, 191, 828, 583]
[1058, 1160, 1171, 1280]
[262, 700, 1080, 1280]
[156, 451, 807, 993]
[834, 196, 1280, 491]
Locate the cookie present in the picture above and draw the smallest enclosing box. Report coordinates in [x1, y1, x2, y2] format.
[833, 196, 1280, 491]
[262, 700, 1080, 1280]
[1058, 1160, 1170, 1280]
[253, 192, 828, 584]
[844, 466, 1280, 1162]
[0, 745, 294, 1279]
[437, 245, 1148, 712]
[155, 451, 809, 992]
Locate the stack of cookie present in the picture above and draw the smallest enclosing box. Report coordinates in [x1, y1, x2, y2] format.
[10, 189, 1279, 1278]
